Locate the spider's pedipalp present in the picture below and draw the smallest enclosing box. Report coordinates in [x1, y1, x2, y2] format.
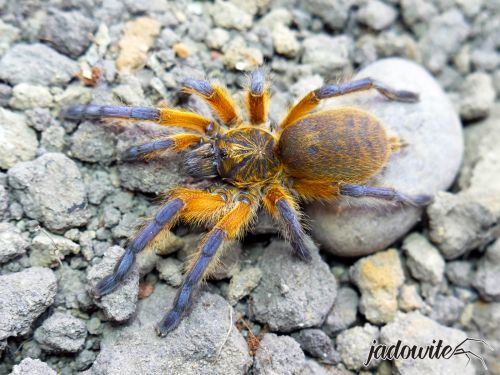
[182, 78, 238, 125]
[123, 133, 203, 160]
[156, 196, 256, 336]
[246, 68, 269, 124]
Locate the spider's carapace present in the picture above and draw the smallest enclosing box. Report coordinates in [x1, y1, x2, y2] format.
[64, 69, 431, 336]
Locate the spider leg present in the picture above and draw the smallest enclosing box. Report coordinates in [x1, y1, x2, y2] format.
[246, 69, 269, 125]
[156, 194, 257, 336]
[339, 183, 432, 206]
[182, 78, 238, 126]
[63, 104, 214, 133]
[280, 77, 419, 129]
[123, 133, 204, 160]
[263, 185, 312, 262]
[94, 188, 229, 297]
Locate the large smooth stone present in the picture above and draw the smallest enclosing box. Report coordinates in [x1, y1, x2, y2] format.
[307, 58, 463, 257]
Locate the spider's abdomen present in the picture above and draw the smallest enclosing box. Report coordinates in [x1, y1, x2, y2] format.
[278, 107, 390, 183]
[216, 127, 280, 185]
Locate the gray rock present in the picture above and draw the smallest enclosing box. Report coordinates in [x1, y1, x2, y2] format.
[357, 0, 398, 31]
[307, 58, 463, 257]
[400, 0, 437, 29]
[302, 34, 352, 77]
[0, 43, 79, 86]
[0, 83, 12, 107]
[0, 267, 57, 344]
[445, 260, 474, 287]
[0, 19, 19, 56]
[25, 108, 54, 132]
[403, 233, 445, 284]
[472, 239, 500, 301]
[324, 286, 359, 335]
[205, 27, 230, 50]
[291, 328, 340, 364]
[70, 122, 118, 163]
[116, 123, 183, 193]
[8, 153, 90, 233]
[156, 257, 183, 287]
[429, 295, 465, 325]
[0, 185, 7, 219]
[470, 301, 500, 372]
[34, 312, 87, 353]
[398, 284, 424, 312]
[0, 222, 28, 264]
[459, 72, 496, 121]
[40, 125, 65, 153]
[253, 333, 306, 374]
[250, 241, 337, 332]
[301, 0, 353, 30]
[87, 245, 139, 322]
[350, 249, 405, 324]
[381, 311, 475, 375]
[272, 24, 300, 58]
[226, 266, 262, 305]
[57, 266, 86, 309]
[39, 9, 96, 58]
[84, 171, 114, 206]
[210, 0, 253, 31]
[30, 232, 80, 268]
[9, 358, 56, 375]
[336, 324, 380, 370]
[9, 83, 53, 109]
[84, 284, 252, 374]
[0, 108, 38, 170]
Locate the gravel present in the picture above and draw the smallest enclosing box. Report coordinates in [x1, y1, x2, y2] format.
[323, 286, 359, 335]
[403, 233, 445, 284]
[9, 358, 56, 375]
[252, 333, 306, 375]
[336, 323, 380, 371]
[472, 239, 500, 301]
[0, 222, 28, 264]
[34, 312, 87, 353]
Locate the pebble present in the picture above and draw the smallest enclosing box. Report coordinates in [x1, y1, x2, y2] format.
[226, 266, 262, 305]
[210, 0, 253, 31]
[350, 249, 405, 324]
[0, 109, 38, 170]
[357, 0, 398, 31]
[250, 241, 337, 332]
[57, 267, 86, 309]
[291, 328, 340, 364]
[445, 260, 473, 287]
[7, 153, 91, 233]
[9, 358, 56, 375]
[429, 294, 465, 325]
[402, 233, 445, 284]
[85, 284, 252, 374]
[116, 17, 161, 73]
[0, 267, 57, 345]
[398, 284, 424, 312]
[336, 324, 380, 371]
[272, 24, 300, 58]
[156, 257, 183, 287]
[86, 246, 139, 322]
[25, 108, 54, 132]
[9, 83, 53, 109]
[205, 28, 230, 50]
[0, 222, 28, 264]
[34, 312, 88, 353]
[40, 125, 66, 153]
[70, 122, 117, 163]
[302, 0, 353, 30]
[307, 58, 463, 257]
[323, 286, 359, 335]
[459, 72, 496, 121]
[0, 19, 19, 56]
[30, 232, 80, 268]
[302, 34, 351, 77]
[381, 311, 475, 375]
[253, 333, 306, 375]
[0, 43, 79, 86]
[472, 239, 500, 301]
[39, 9, 96, 58]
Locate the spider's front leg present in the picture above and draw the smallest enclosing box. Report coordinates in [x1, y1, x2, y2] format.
[156, 193, 258, 336]
[93, 188, 229, 297]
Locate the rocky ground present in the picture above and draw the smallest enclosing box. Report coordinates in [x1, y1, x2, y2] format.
[0, 0, 499, 374]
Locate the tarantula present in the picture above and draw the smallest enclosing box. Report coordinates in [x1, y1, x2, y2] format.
[64, 69, 431, 336]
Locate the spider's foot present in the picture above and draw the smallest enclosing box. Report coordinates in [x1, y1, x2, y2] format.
[94, 274, 119, 297]
[405, 193, 433, 207]
[156, 310, 181, 337]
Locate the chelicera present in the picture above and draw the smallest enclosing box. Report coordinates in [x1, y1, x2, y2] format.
[64, 69, 431, 336]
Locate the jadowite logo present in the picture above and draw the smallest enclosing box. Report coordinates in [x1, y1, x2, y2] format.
[364, 338, 494, 371]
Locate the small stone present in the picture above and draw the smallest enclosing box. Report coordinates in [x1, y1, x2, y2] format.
[0, 20, 19, 56]
[30, 232, 80, 268]
[0, 267, 57, 344]
[9, 358, 56, 375]
[116, 17, 161, 73]
[205, 28, 230, 50]
[172, 42, 191, 58]
[336, 324, 380, 370]
[445, 260, 473, 287]
[0, 185, 7, 219]
[223, 37, 264, 71]
[8, 153, 90, 233]
[323, 286, 359, 335]
[53, 85, 92, 108]
[472, 239, 500, 301]
[459, 72, 496, 121]
[84, 171, 114, 206]
[253, 333, 306, 374]
[308, 59, 463, 257]
[0, 108, 38, 169]
[398, 284, 424, 312]
[302, 0, 353, 30]
[381, 311, 474, 374]
[86, 285, 252, 374]
[403, 233, 445, 284]
[156, 257, 183, 287]
[227, 266, 262, 305]
[40, 125, 65, 153]
[357, 0, 397, 31]
[34, 312, 87, 353]
[429, 295, 465, 325]
[25, 108, 53, 132]
[211, 0, 253, 31]
[87, 246, 139, 322]
[350, 249, 404, 324]
[0, 222, 28, 264]
[9, 83, 53, 109]
[70, 122, 117, 163]
[0, 43, 79, 86]
[39, 9, 96, 58]
[291, 328, 340, 364]
[250, 241, 337, 332]
[302, 34, 351, 77]
[272, 24, 300, 58]
[57, 267, 86, 309]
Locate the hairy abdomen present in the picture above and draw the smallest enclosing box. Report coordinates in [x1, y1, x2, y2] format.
[278, 108, 391, 183]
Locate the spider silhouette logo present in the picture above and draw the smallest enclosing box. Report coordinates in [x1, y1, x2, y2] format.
[452, 338, 494, 371]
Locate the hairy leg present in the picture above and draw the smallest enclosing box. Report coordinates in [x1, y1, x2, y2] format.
[123, 133, 204, 160]
[339, 183, 432, 206]
[246, 69, 269, 125]
[280, 77, 419, 129]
